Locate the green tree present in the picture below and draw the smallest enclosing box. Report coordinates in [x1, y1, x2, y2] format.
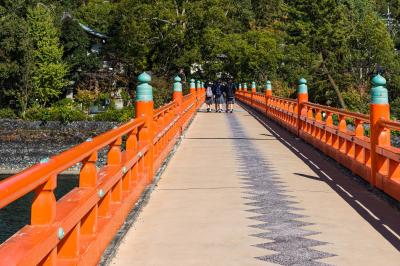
[76, 0, 117, 34]
[61, 16, 100, 82]
[28, 3, 67, 107]
[0, 11, 34, 115]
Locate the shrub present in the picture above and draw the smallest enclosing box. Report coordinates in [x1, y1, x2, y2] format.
[391, 97, 400, 120]
[342, 88, 369, 114]
[75, 89, 98, 108]
[48, 106, 88, 123]
[25, 100, 88, 123]
[94, 107, 135, 123]
[0, 108, 18, 119]
[25, 105, 48, 121]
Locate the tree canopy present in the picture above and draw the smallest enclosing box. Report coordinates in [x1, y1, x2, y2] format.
[1, 0, 400, 117]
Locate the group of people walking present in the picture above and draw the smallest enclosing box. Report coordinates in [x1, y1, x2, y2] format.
[204, 80, 236, 113]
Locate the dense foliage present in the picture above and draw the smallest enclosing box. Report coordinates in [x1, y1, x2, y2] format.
[1, 0, 400, 120]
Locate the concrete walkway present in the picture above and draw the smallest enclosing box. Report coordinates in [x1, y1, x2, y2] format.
[110, 105, 400, 266]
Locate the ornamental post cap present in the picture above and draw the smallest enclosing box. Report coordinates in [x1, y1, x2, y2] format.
[138, 72, 151, 83]
[266, 80, 272, 90]
[298, 78, 308, 94]
[173, 75, 182, 92]
[252, 81, 256, 88]
[190, 79, 196, 88]
[371, 74, 388, 104]
[136, 72, 153, 101]
[372, 74, 386, 87]
[299, 78, 307, 85]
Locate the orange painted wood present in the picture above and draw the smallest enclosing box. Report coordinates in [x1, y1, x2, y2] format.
[0, 92, 199, 265]
[237, 91, 400, 202]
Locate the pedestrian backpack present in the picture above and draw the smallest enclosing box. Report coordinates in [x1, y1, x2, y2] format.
[206, 86, 213, 97]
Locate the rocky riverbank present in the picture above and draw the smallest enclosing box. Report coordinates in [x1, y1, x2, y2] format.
[0, 119, 119, 173]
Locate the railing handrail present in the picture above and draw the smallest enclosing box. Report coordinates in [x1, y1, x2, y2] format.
[303, 102, 370, 122]
[0, 117, 146, 208]
[270, 95, 297, 104]
[378, 118, 400, 131]
[183, 93, 192, 101]
[153, 101, 177, 118]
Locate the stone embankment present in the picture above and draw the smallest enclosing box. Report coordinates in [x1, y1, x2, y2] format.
[0, 119, 118, 174]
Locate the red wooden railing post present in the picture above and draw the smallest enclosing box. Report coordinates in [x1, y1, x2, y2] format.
[251, 81, 257, 93]
[265, 80, 272, 117]
[370, 74, 390, 188]
[80, 150, 98, 237]
[173, 76, 183, 112]
[190, 79, 196, 98]
[196, 80, 201, 109]
[251, 81, 256, 107]
[136, 72, 155, 184]
[201, 81, 206, 103]
[31, 161, 57, 265]
[109, 136, 123, 202]
[126, 128, 138, 188]
[297, 78, 309, 137]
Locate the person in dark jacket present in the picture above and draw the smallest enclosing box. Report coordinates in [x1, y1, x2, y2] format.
[225, 80, 235, 113]
[213, 80, 224, 113]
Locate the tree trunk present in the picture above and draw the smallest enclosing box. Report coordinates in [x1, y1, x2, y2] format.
[321, 62, 347, 109]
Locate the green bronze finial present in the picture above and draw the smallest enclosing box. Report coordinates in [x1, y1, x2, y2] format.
[136, 72, 153, 101]
[371, 74, 388, 104]
[239, 83, 242, 89]
[201, 81, 205, 88]
[173, 76, 182, 92]
[252, 81, 256, 89]
[266, 80, 272, 91]
[298, 78, 308, 94]
[190, 79, 196, 88]
[196, 80, 201, 89]
[244, 83, 248, 89]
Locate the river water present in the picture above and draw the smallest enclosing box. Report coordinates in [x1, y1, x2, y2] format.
[0, 175, 78, 243]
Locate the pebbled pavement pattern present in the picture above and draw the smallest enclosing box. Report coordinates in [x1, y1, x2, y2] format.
[228, 114, 336, 266]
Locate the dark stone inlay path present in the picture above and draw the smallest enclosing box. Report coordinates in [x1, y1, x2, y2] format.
[228, 113, 336, 265]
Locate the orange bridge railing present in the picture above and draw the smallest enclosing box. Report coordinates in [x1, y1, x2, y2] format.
[0, 73, 205, 265]
[236, 76, 400, 202]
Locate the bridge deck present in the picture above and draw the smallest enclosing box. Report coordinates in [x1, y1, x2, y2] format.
[110, 105, 400, 266]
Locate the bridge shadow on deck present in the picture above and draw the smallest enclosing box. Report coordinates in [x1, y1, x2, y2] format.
[238, 102, 400, 252]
